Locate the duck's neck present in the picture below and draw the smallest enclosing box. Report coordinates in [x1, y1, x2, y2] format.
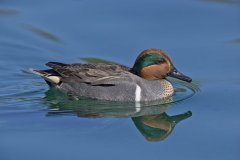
[130, 64, 142, 76]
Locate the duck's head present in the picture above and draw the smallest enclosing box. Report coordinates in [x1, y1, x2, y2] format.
[131, 49, 192, 82]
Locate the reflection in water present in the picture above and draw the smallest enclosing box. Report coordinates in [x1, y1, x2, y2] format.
[132, 111, 192, 142]
[23, 24, 63, 44]
[201, 0, 240, 4]
[228, 38, 240, 45]
[44, 88, 192, 142]
[0, 9, 18, 16]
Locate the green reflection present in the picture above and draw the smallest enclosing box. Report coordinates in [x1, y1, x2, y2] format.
[23, 24, 63, 43]
[132, 111, 192, 142]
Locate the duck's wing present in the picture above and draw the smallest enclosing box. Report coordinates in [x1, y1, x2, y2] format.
[46, 62, 133, 85]
[80, 57, 119, 65]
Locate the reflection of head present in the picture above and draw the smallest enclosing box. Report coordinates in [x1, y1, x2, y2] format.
[132, 111, 192, 142]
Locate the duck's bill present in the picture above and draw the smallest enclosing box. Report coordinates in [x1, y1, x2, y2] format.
[167, 67, 192, 83]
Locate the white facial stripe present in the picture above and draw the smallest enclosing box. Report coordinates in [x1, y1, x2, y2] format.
[135, 84, 142, 102]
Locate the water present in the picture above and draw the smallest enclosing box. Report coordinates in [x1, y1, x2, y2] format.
[0, 0, 240, 159]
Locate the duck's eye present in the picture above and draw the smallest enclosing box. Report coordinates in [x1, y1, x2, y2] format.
[154, 59, 165, 64]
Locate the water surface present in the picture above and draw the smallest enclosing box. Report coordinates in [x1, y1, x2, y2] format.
[0, 0, 240, 160]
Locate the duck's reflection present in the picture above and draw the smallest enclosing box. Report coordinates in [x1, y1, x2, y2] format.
[44, 89, 192, 142]
[132, 111, 191, 142]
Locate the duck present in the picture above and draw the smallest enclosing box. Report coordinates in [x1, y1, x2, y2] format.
[32, 48, 192, 102]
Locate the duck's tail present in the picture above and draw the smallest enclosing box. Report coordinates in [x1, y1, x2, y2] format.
[30, 69, 61, 85]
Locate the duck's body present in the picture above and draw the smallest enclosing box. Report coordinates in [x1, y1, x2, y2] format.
[33, 49, 191, 102]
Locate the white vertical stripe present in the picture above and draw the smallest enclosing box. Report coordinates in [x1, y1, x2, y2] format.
[135, 102, 141, 112]
[135, 84, 141, 102]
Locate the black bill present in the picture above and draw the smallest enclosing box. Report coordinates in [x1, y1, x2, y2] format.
[167, 67, 192, 83]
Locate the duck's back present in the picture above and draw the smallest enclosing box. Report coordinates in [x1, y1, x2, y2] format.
[34, 62, 137, 101]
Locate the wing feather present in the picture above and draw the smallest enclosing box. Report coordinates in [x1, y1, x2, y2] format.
[45, 62, 132, 85]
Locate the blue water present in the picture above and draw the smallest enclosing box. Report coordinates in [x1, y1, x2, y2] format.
[0, 0, 240, 160]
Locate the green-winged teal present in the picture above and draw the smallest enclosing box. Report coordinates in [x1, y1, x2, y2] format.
[32, 49, 192, 102]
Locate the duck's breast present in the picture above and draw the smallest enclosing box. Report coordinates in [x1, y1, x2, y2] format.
[138, 79, 174, 101]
